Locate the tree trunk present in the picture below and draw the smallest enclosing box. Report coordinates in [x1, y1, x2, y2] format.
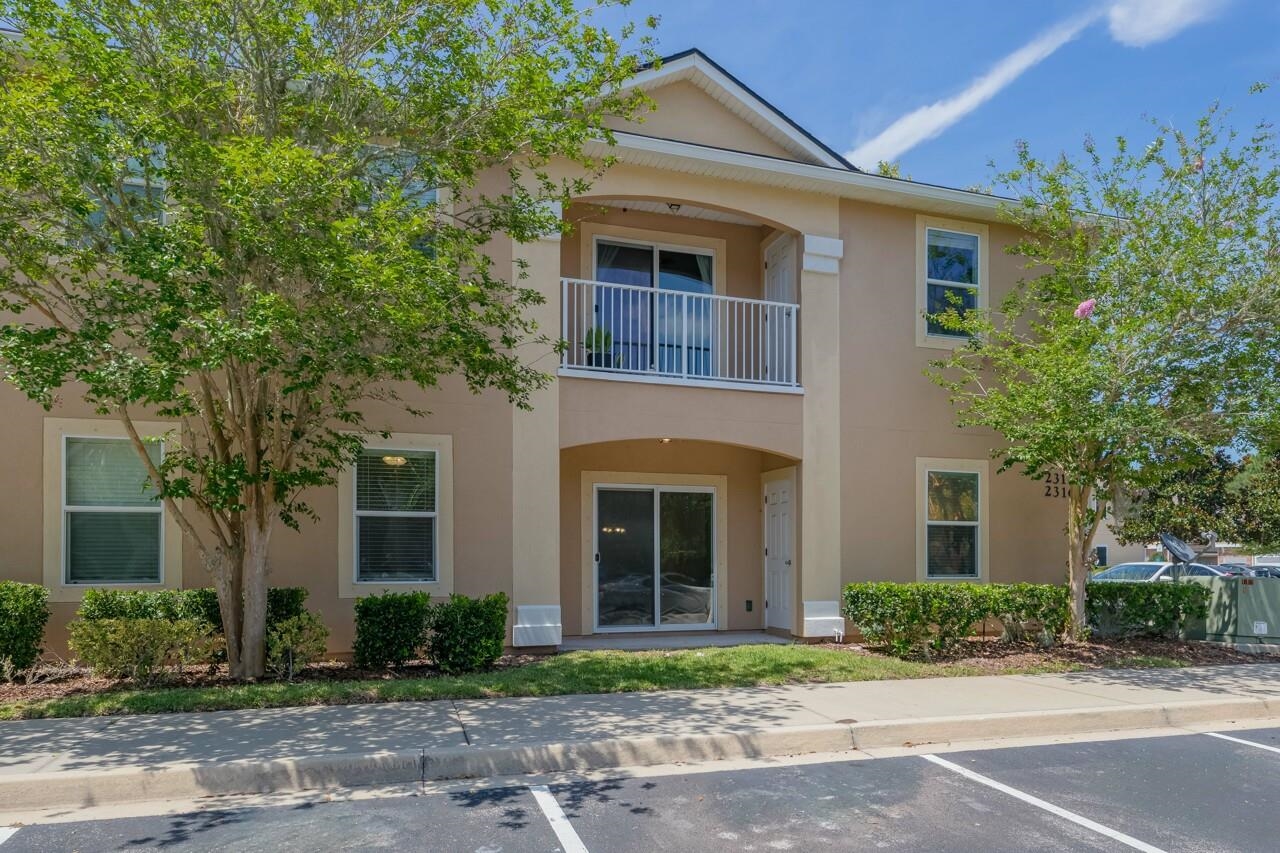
[209, 548, 244, 676]
[1065, 484, 1101, 641]
[235, 503, 273, 681]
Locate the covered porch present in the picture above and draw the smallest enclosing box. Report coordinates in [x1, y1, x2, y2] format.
[558, 439, 803, 639]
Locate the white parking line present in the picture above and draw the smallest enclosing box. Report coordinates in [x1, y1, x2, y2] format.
[529, 784, 589, 853]
[0, 827, 17, 846]
[922, 754, 1166, 853]
[1205, 731, 1280, 755]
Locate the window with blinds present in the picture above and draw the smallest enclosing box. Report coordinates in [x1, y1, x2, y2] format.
[355, 449, 437, 582]
[64, 437, 163, 584]
[925, 470, 980, 578]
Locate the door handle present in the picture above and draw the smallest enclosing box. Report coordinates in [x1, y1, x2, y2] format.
[785, 560, 792, 566]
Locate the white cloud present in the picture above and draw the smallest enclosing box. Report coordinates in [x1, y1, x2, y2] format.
[846, 0, 1229, 169]
[1107, 0, 1227, 47]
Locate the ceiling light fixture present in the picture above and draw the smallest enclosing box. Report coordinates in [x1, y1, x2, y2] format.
[382, 455, 408, 467]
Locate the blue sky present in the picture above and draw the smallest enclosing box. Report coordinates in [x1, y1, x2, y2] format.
[595, 0, 1280, 189]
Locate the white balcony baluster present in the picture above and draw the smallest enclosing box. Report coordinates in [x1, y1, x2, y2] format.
[559, 278, 800, 389]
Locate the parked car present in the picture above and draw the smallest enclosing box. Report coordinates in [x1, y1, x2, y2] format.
[1089, 562, 1226, 582]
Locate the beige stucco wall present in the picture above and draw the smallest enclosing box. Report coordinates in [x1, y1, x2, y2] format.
[604, 80, 797, 161]
[836, 199, 1068, 586]
[559, 439, 794, 637]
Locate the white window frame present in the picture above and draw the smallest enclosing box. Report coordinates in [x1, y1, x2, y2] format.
[916, 216, 988, 350]
[591, 234, 718, 294]
[916, 457, 990, 582]
[42, 417, 183, 601]
[353, 448, 439, 585]
[338, 432, 453, 598]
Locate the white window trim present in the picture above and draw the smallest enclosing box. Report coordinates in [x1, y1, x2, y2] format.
[915, 215, 988, 350]
[42, 417, 183, 601]
[916, 457, 990, 582]
[338, 432, 453, 598]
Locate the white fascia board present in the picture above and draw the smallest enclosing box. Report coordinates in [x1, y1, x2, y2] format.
[592, 133, 1011, 222]
[617, 53, 848, 170]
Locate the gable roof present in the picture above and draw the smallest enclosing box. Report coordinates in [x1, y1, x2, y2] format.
[623, 49, 856, 172]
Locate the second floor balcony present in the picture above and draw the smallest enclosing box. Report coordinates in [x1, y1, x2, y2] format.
[559, 277, 800, 392]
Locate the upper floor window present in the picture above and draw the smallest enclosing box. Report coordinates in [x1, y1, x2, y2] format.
[64, 436, 163, 585]
[917, 216, 988, 349]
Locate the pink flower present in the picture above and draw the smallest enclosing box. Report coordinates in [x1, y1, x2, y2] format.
[1074, 298, 1096, 319]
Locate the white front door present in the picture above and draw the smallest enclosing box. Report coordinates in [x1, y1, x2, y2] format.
[764, 473, 794, 631]
[764, 235, 797, 383]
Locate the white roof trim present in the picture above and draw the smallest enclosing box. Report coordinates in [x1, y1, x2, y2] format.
[621, 52, 848, 170]
[591, 132, 1012, 221]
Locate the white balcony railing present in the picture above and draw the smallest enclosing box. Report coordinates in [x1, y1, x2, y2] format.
[560, 278, 799, 389]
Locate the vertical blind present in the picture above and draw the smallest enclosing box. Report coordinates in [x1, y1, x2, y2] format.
[356, 449, 437, 582]
[64, 437, 163, 584]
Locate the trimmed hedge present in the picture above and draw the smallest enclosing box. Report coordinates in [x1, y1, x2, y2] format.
[1085, 582, 1210, 638]
[0, 581, 50, 673]
[266, 612, 330, 681]
[81, 586, 308, 632]
[353, 591, 432, 669]
[844, 580, 1213, 657]
[68, 618, 217, 684]
[427, 593, 509, 674]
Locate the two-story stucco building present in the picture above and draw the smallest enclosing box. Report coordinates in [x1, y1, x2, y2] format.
[2, 50, 1069, 655]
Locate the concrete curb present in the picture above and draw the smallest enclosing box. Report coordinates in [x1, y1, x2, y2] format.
[4, 697, 1278, 812]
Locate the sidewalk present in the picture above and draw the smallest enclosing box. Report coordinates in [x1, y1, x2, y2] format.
[3, 663, 1279, 812]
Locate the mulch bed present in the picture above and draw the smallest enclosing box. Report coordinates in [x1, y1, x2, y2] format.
[0, 654, 545, 706]
[818, 636, 1267, 671]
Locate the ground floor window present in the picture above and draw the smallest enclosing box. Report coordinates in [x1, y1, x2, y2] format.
[355, 448, 438, 582]
[64, 436, 164, 585]
[917, 457, 988, 581]
[595, 485, 715, 630]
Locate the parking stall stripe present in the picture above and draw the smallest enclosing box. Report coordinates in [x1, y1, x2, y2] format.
[1205, 731, 1280, 755]
[0, 827, 16, 846]
[529, 785, 589, 853]
[922, 754, 1167, 853]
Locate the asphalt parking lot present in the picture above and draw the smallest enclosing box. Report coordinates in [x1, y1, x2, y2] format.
[6, 725, 1280, 852]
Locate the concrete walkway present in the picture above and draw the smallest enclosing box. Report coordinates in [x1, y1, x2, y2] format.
[3, 663, 1280, 812]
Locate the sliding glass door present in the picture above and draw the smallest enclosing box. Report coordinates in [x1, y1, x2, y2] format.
[595, 485, 715, 630]
[594, 239, 714, 377]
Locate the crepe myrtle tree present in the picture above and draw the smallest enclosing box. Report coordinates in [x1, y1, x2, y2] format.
[929, 102, 1280, 637]
[0, 0, 655, 678]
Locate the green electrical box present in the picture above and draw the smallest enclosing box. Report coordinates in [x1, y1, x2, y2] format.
[1182, 576, 1280, 648]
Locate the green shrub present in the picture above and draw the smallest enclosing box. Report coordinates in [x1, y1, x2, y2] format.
[1085, 581, 1210, 638]
[0, 581, 50, 673]
[266, 612, 330, 681]
[78, 588, 190, 621]
[991, 583, 1070, 645]
[353, 591, 431, 669]
[843, 582, 1072, 658]
[427, 593, 509, 674]
[68, 618, 216, 684]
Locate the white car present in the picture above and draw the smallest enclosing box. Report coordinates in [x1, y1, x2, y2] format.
[1090, 562, 1226, 582]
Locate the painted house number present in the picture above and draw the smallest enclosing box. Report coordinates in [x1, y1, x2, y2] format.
[1043, 471, 1068, 499]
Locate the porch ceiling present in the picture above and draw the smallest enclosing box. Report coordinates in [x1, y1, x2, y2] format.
[587, 198, 763, 228]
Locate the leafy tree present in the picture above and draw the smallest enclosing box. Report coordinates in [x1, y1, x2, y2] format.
[0, 0, 653, 678]
[929, 105, 1280, 636]
[1116, 449, 1280, 555]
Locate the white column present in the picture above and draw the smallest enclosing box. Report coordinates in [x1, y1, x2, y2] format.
[511, 202, 563, 647]
[799, 234, 845, 638]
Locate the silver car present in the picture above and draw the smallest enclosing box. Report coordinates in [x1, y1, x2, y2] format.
[1090, 562, 1226, 582]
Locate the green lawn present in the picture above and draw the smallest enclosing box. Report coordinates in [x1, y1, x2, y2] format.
[0, 644, 1188, 721]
